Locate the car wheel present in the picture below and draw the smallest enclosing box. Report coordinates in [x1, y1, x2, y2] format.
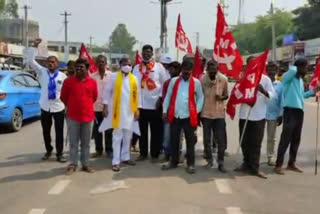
[9, 108, 23, 132]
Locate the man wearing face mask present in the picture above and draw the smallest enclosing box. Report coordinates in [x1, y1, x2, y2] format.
[162, 59, 204, 174]
[99, 58, 140, 172]
[25, 38, 67, 163]
[90, 55, 113, 159]
[61, 58, 98, 175]
[132, 45, 167, 162]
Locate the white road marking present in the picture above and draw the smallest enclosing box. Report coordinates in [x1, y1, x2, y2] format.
[215, 179, 232, 194]
[28, 209, 46, 214]
[48, 179, 71, 195]
[226, 207, 244, 214]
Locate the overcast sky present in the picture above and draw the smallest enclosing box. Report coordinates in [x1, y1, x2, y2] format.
[18, 0, 307, 55]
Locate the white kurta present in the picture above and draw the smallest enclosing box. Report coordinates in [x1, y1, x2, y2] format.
[99, 72, 141, 135]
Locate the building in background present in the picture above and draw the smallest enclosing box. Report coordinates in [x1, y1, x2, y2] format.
[0, 18, 39, 44]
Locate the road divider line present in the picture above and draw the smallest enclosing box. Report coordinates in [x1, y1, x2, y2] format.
[215, 179, 232, 194]
[226, 207, 243, 214]
[48, 179, 71, 195]
[28, 209, 46, 214]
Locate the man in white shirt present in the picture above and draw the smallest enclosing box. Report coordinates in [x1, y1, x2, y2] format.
[99, 58, 140, 172]
[235, 74, 275, 179]
[132, 45, 167, 162]
[26, 38, 67, 163]
[90, 55, 113, 158]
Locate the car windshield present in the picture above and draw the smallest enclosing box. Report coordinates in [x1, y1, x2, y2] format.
[0, 75, 3, 83]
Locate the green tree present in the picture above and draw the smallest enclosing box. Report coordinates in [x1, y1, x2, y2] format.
[233, 9, 294, 54]
[232, 23, 258, 54]
[293, 1, 320, 40]
[0, 0, 18, 18]
[108, 23, 136, 58]
[5, 0, 18, 18]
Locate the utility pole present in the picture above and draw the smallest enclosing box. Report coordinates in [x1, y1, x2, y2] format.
[271, 0, 277, 62]
[237, 0, 245, 24]
[23, 5, 31, 48]
[60, 11, 71, 62]
[152, 0, 180, 53]
[219, 0, 229, 17]
[89, 36, 94, 54]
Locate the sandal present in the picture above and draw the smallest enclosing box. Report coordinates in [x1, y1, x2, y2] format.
[65, 164, 77, 175]
[112, 165, 120, 172]
[81, 166, 95, 173]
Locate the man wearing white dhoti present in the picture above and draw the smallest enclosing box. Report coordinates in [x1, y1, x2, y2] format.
[99, 58, 140, 172]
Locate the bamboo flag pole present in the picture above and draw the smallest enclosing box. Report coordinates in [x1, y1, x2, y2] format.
[176, 48, 180, 61]
[315, 96, 319, 175]
[237, 107, 252, 155]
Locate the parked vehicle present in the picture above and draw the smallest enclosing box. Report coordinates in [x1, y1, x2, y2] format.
[0, 70, 41, 131]
[0, 63, 22, 71]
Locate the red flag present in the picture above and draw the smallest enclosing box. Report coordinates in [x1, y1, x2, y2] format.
[175, 14, 193, 53]
[193, 47, 203, 79]
[309, 53, 320, 91]
[79, 43, 98, 74]
[213, 4, 243, 79]
[135, 51, 142, 65]
[226, 50, 269, 119]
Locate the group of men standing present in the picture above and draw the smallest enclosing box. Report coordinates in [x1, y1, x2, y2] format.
[25, 38, 316, 178]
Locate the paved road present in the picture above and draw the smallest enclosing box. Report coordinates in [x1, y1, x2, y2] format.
[1, 99, 320, 214]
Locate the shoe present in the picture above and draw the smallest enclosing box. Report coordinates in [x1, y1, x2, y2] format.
[234, 164, 249, 172]
[186, 166, 196, 174]
[57, 156, 67, 163]
[65, 164, 77, 175]
[112, 165, 120, 172]
[205, 162, 214, 169]
[122, 160, 136, 166]
[218, 164, 228, 173]
[136, 155, 147, 162]
[287, 164, 303, 173]
[91, 152, 103, 158]
[42, 152, 52, 160]
[267, 158, 276, 166]
[274, 167, 285, 175]
[106, 151, 113, 159]
[81, 166, 95, 173]
[161, 155, 170, 163]
[150, 157, 159, 163]
[252, 171, 268, 179]
[161, 163, 178, 171]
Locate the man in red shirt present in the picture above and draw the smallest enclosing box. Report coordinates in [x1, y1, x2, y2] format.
[61, 58, 98, 175]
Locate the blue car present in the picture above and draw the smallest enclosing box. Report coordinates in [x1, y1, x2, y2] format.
[0, 71, 41, 131]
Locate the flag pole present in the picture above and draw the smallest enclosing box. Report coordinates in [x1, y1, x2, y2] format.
[315, 96, 319, 175]
[237, 107, 252, 154]
[176, 48, 179, 61]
